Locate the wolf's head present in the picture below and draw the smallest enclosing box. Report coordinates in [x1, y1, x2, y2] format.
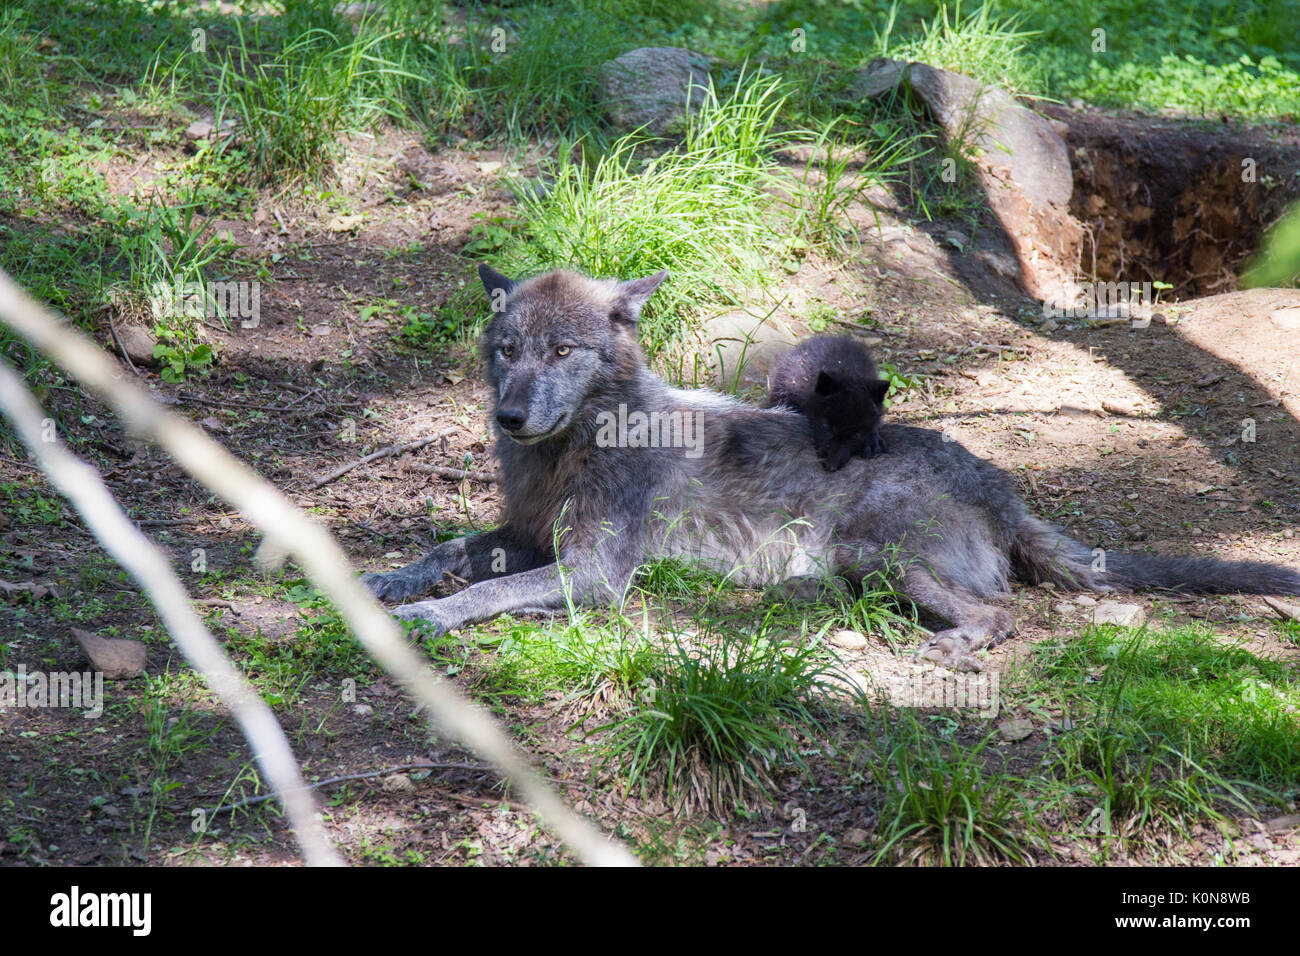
[477, 265, 668, 444]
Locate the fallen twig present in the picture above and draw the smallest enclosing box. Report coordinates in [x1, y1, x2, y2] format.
[207, 761, 493, 815]
[407, 462, 498, 484]
[105, 310, 140, 376]
[310, 431, 455, 489]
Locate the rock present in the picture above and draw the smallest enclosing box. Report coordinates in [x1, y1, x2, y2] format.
[850, 58, 906, 98]
[1102, 398, 1139, 416]
[1261, 596, 1300, 623]
[382, 773, 414, 793]
[1247, 832, 1273, 853]
[1075, 595, 1097, 606]
[596, 47, 712, 136]
[184, 116, 238, 142]
[115, 323, 159, 367]
[1093, 601, 1146, 628]
[72, 628, 147, 679]
[335, 1, 384, 21]
[1266, 814, 1300, 833]
[998, 717, 1034, 741]
[829, 629, 868, 650]
[0, 580, 55, 602]
[852, 60, 1081, 306]
[855, 61, 1070, 210]
[843, 827, 870, 845]
[326, 214, 364, 232]
[702, 307, 799, 390]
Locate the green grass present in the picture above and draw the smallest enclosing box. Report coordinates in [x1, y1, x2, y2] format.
[729, 0, 1300, 120]
[1046, 624, 1300, 786]
[595, 630, 843, 815]
[869, 711, 1045, 865]
[216, 582, 375, 708]
[138, 674, 214, 853]
[883, 0, 1047, 96]
[477, 70, 792, 355]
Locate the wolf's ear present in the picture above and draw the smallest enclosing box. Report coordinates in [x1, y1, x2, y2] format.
[815, 370, 840, 395]
[610, 270, 668, 325]
[868, 379, 891, 405]
[478, 264, 516, 308]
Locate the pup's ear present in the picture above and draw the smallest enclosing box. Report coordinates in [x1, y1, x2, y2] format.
[814, 370, 840, 395]
[868, 379, 891, 404]
[610, 270, 668, 325]
[478, 264, 516, 311]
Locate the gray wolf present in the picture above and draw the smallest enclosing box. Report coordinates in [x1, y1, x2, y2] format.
[361, 265, 1300, 671]
[764, 333, 890, 470]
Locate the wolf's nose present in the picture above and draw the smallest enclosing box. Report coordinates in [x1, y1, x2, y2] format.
[496, 408, 526, 432]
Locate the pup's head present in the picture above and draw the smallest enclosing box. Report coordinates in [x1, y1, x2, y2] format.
[478, 264, 668, 444]
[807, 370, 890, 470]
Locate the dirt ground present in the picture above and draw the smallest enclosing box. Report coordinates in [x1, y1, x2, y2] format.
[2, 112, 1299, 866]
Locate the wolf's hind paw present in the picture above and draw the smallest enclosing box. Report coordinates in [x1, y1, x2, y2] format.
[915, 629, 987, 672]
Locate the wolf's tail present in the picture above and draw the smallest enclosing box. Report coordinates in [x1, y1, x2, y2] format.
[1011, 515, 1300, 595]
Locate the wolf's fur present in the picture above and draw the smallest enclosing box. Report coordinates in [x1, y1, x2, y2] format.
[764, 334, 890, 470]
[362, 266, 1300, 670]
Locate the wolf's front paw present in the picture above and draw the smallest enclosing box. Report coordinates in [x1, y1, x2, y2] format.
[361, 567, 431, 603]
[915, 629, 986, 672]
[391, 600, 451, 638]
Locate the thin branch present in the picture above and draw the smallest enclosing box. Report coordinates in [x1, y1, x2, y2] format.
[0, 358, 342, 867]
[406, 463, 498, 484]
[207, 761, 492, 814]
[310, 431, 455, 489]
[105, 310, 141, 376]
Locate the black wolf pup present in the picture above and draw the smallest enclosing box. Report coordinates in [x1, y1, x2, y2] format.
[765, 334, 890, 470]
[362, 264, 1300, 672]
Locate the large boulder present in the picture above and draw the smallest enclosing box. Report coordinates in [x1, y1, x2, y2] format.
[854, 60, 1082, 307]
[701, 307, 799, 391]
[596, 47, 712, 136]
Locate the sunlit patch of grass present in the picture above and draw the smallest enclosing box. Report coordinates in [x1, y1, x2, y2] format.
[479, 70, 790, 356]
[471, 614, 660, 720]
[594, 630, 844, 816]
[1047, 625, 1300, 786]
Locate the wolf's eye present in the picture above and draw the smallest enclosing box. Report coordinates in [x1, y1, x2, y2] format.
[500, 345, 514, 359]
[555, 345, 571, 357]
